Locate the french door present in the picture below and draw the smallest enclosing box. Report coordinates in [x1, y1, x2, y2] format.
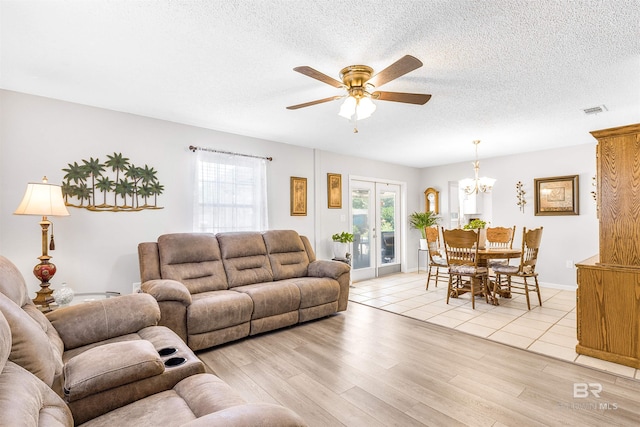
[351, 179, 402, 281]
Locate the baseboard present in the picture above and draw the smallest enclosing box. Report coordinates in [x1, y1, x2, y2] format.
[538, 281, 576, 291]
[374, 270, 577, 291]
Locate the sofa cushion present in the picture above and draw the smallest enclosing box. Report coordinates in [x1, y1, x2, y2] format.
[0, 292, 63, 387]
[0, 314, 8, 374]
[188, 290, 253, 335]
[158, 233, 229, 293]
[263, 230, 310, 280]
[286, 277, 340, 309]
[64, 340, 165, 402]
[0, 256, 66, 384]
[217, 232, 273, 287]
[47, 293, 161, 350]
[299, 235, 316, 263]
[0, 256, 32, 307]
[78, 374, 247, 427]
[138, 242, 162, 283]
[1, 361, 73, 426]
[64, 325, 206, 424]
[233, 282, 300, 319]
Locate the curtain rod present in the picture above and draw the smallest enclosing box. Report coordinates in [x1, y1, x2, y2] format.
[189, 145, 273, 161]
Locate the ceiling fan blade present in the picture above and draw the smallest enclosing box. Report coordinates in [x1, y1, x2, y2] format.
[293, 66, 345, 88]
[372, 91, 432, 105]
[286, 96, 343, 110]
[367, 55, 423, 88]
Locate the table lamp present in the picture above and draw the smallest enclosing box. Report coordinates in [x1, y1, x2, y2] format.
[14, 176, 70, 310]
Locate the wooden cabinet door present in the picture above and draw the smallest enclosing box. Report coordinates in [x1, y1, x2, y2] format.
[577, 264, 640, 368]
[592, 124, 640, 266]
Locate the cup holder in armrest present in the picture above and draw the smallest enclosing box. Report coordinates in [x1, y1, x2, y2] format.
[164, 357, 186, 367]
[158, 347, 178, 357]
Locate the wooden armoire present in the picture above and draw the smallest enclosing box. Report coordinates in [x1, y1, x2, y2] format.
[576, 123, 640, 369]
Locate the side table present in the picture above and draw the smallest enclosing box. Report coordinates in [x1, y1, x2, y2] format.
[49, 291, 121, 310]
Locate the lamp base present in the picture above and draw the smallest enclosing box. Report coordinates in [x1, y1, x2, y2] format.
[33, 260, 56, 311]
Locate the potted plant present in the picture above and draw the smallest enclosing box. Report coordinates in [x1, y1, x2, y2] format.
[463, 219, 487, 249]
[409, 211, 440, 250]
[331, 231, 354, 260]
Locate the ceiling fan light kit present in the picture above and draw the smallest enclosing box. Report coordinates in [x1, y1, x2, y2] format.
[287, 55, 431, 132]
[338, 96, 376, 121]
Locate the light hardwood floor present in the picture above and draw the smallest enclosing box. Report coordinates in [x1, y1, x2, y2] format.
[197, 302, 640, 426]
[350, 272, 639, 379]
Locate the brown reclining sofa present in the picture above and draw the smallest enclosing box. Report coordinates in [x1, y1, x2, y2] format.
[138, 230, 351, 351]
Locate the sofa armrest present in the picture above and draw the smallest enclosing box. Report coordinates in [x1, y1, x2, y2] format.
[47, 293, 161, 350]
[64, 340, 165, 402]
[141, 279, 192, 305]
[182, 403, 307, 427]
[307, 259, 350, 280]
[308, 260, 350, 312]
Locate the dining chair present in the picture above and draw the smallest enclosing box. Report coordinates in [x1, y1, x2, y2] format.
[424, 226, 448, 290]
[486, 225, 516, 264]
[442, 227, 489, 309]
[491, 227, 543, 310]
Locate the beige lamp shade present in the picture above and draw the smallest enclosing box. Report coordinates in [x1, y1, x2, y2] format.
[14, 180, 70, 217]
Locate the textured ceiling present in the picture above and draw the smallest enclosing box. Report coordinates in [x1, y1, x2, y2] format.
[1, 0, 639, 167]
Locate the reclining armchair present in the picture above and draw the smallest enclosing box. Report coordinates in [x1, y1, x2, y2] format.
[0, 307, 307, 426]
[0, 255, 203, 424]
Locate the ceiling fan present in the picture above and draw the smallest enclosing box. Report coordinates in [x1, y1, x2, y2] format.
[286, 55, 431, 132]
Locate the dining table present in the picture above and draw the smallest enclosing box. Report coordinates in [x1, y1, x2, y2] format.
[478, 248, 521, 265]
[478, 247, 522, 305]
[442, 247, 522, 305]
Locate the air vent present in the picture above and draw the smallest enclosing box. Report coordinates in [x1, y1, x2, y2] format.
[583, 105, 608, 115]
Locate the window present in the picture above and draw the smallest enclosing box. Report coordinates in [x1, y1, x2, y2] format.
[193, 150, 268, 233]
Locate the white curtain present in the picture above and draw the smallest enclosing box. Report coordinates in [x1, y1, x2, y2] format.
[193, 150, 268, 233]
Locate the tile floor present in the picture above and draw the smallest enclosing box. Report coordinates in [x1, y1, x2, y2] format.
[349, 272, 640, 380]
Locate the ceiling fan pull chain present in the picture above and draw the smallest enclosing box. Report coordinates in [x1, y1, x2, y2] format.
[352, 115, 358, 133]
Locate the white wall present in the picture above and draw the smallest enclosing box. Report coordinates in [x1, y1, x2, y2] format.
[421, 143, 599, 288]
[312, 149, 424, 262]
[0, 90, 425, 295]
[1, 89, 600, 295]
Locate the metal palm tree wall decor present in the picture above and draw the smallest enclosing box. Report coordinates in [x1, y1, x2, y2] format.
[61, 152, 164, 212]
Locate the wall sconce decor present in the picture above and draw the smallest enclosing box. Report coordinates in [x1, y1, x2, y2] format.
[516, 181, 526, 213]
[14, 177, 70, 311]
[62, 152, 164, 212]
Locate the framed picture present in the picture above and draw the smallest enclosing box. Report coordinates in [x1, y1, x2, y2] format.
[534, 175, 579, 216]
[290, 176, 307, 216]
[327, 173, 342, 209]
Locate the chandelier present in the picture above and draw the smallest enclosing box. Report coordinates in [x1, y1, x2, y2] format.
[460, 140, 496, 195]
